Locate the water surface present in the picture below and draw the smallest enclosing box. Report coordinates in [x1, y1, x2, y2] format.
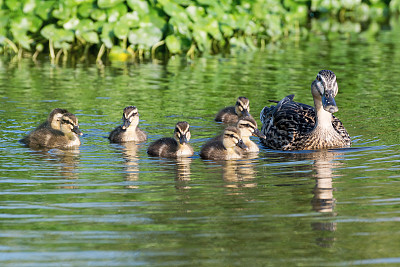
[0, 27, 400, 266]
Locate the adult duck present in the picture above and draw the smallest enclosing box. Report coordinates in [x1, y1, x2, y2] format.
[259, 70, 351, 150]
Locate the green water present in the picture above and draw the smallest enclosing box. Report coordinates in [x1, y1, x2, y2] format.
[1, 28, 400, 266]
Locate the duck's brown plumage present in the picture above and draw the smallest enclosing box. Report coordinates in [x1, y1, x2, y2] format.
[200, 126, 248, 160]
[20, 113, 82, 149]
[147, 121, 193, 158]
[260, 70, 351, 150]
[109, 106, 147, 143]
[215, 96, 251, 124]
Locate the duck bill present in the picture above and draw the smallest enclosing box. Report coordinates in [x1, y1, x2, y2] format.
[253, 128, 266, 139]
[322, 91, 339, 113]
[179, 135, 188, 145]
[121, 119, 131, 130]
[73, 126, 83, 136]
[237, 139, 248, 150]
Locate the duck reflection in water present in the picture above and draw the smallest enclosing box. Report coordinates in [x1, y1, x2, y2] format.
[29, 148, 80, 188]
[116, 142, 141, 189]
[305, 150, 344, 248]
[223, 159, 257, 189]
[175, 157, 192, 190]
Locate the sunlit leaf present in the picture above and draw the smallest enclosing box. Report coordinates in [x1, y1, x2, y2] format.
[107, 3, 128, 22]
[114, 21, 129, 39]
[119, 12, 140, 28]
[76, 19, 95, 32]
[5, 0, 21, 11]
[127, 0, 149, 15]
[165, 35, 181, 53]
[109, 45, 130, 61]
[100, 22, 115, 48]
[98, 0, 124, 9]
[35, 1, 56, 20]
[78, 3, 94, 18]
[63, 17, 80, 30]
[23, 0, 36, 14]
[128, 25, 162, 48]
[91, 9, 107, 21]
[80, 31, 99, 43]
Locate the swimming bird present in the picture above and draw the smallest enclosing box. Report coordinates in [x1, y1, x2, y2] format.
[109, 106, 147, 143]
[259, 70, 351, 150]
[37, 108, 69, 130]
[215, 96, 251, 124]
[208, 116, 265, 153]
[200, 126, 248, 160]
[20, 113, 82, 149]
[147, 121, 193, 158]
[237, 116, 266, 153]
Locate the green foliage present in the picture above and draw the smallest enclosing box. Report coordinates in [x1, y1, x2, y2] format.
[0, 0, 396, 61]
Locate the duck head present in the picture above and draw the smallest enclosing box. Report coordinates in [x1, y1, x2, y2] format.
[235, 96, 250, 117]
[311, 70, 339, 113]
[174, 121, 191, 145]
[223, 126, 248, 150]
[122, 106, 139, 130]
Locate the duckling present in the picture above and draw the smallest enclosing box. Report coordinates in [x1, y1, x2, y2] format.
[208, 116, 265, 153]
[236, 116, 266, 153]
[200, 126, 248, 160]
[109, 106, 147, 143]
[20, 113, 82, 149]
[259, 70, 351, 150]
[147, 121, 194, 158]
[215, 96, 250, 124]
[37, 108, 69, 130]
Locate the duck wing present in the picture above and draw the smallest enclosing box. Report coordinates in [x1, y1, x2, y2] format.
[260, 95, 316, 150]
[332, 115, 352, 146]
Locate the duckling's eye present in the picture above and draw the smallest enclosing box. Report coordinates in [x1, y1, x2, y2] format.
[317, 75, 322, 82]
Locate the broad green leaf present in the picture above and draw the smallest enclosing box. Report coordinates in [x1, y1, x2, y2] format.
[23, 0, 36, 14]
[76, 19, 95, 32]
[128, 25, 162, 48]
[91, 9, 107, 21]
[114, 21, 129, 39]
[78, 3, 94, 18]
[98, 0, 124, 9]
[52, 5, 73, 20]
[119, 12, 140, 28]
[80, 31, 99, 43]
[107, 3, 128, 22]
[63, 17, 80, 30]
[35, 1, 56, 20]
[5, 0, 21, 11]
[11, 15, 42, 33]
[165, 35, 181, 54]
[127, 0, 149, 15]
[13, 31, 32, 50]
[100, 22, 115, 48]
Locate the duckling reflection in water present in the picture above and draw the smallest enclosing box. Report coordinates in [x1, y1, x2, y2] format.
[260, 70, 351, 150]
[147, 121, 194, 158]
[20, 113, 82, 149]
[215, 96, 250, 124]
[109, 106, 147, 143]
[200, 126, 248, 160]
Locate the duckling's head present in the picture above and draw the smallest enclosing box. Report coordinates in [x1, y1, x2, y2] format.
[311, 70, 339, 113]
[121, 106, 139, 130]
[223, 126, 248, 150]
[174, 121, 191, 145]
[237, 116, 266, 139]
[235, 97, 250, 117]
[48, 108, 69, 129]
[60, 113, 82, 136]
